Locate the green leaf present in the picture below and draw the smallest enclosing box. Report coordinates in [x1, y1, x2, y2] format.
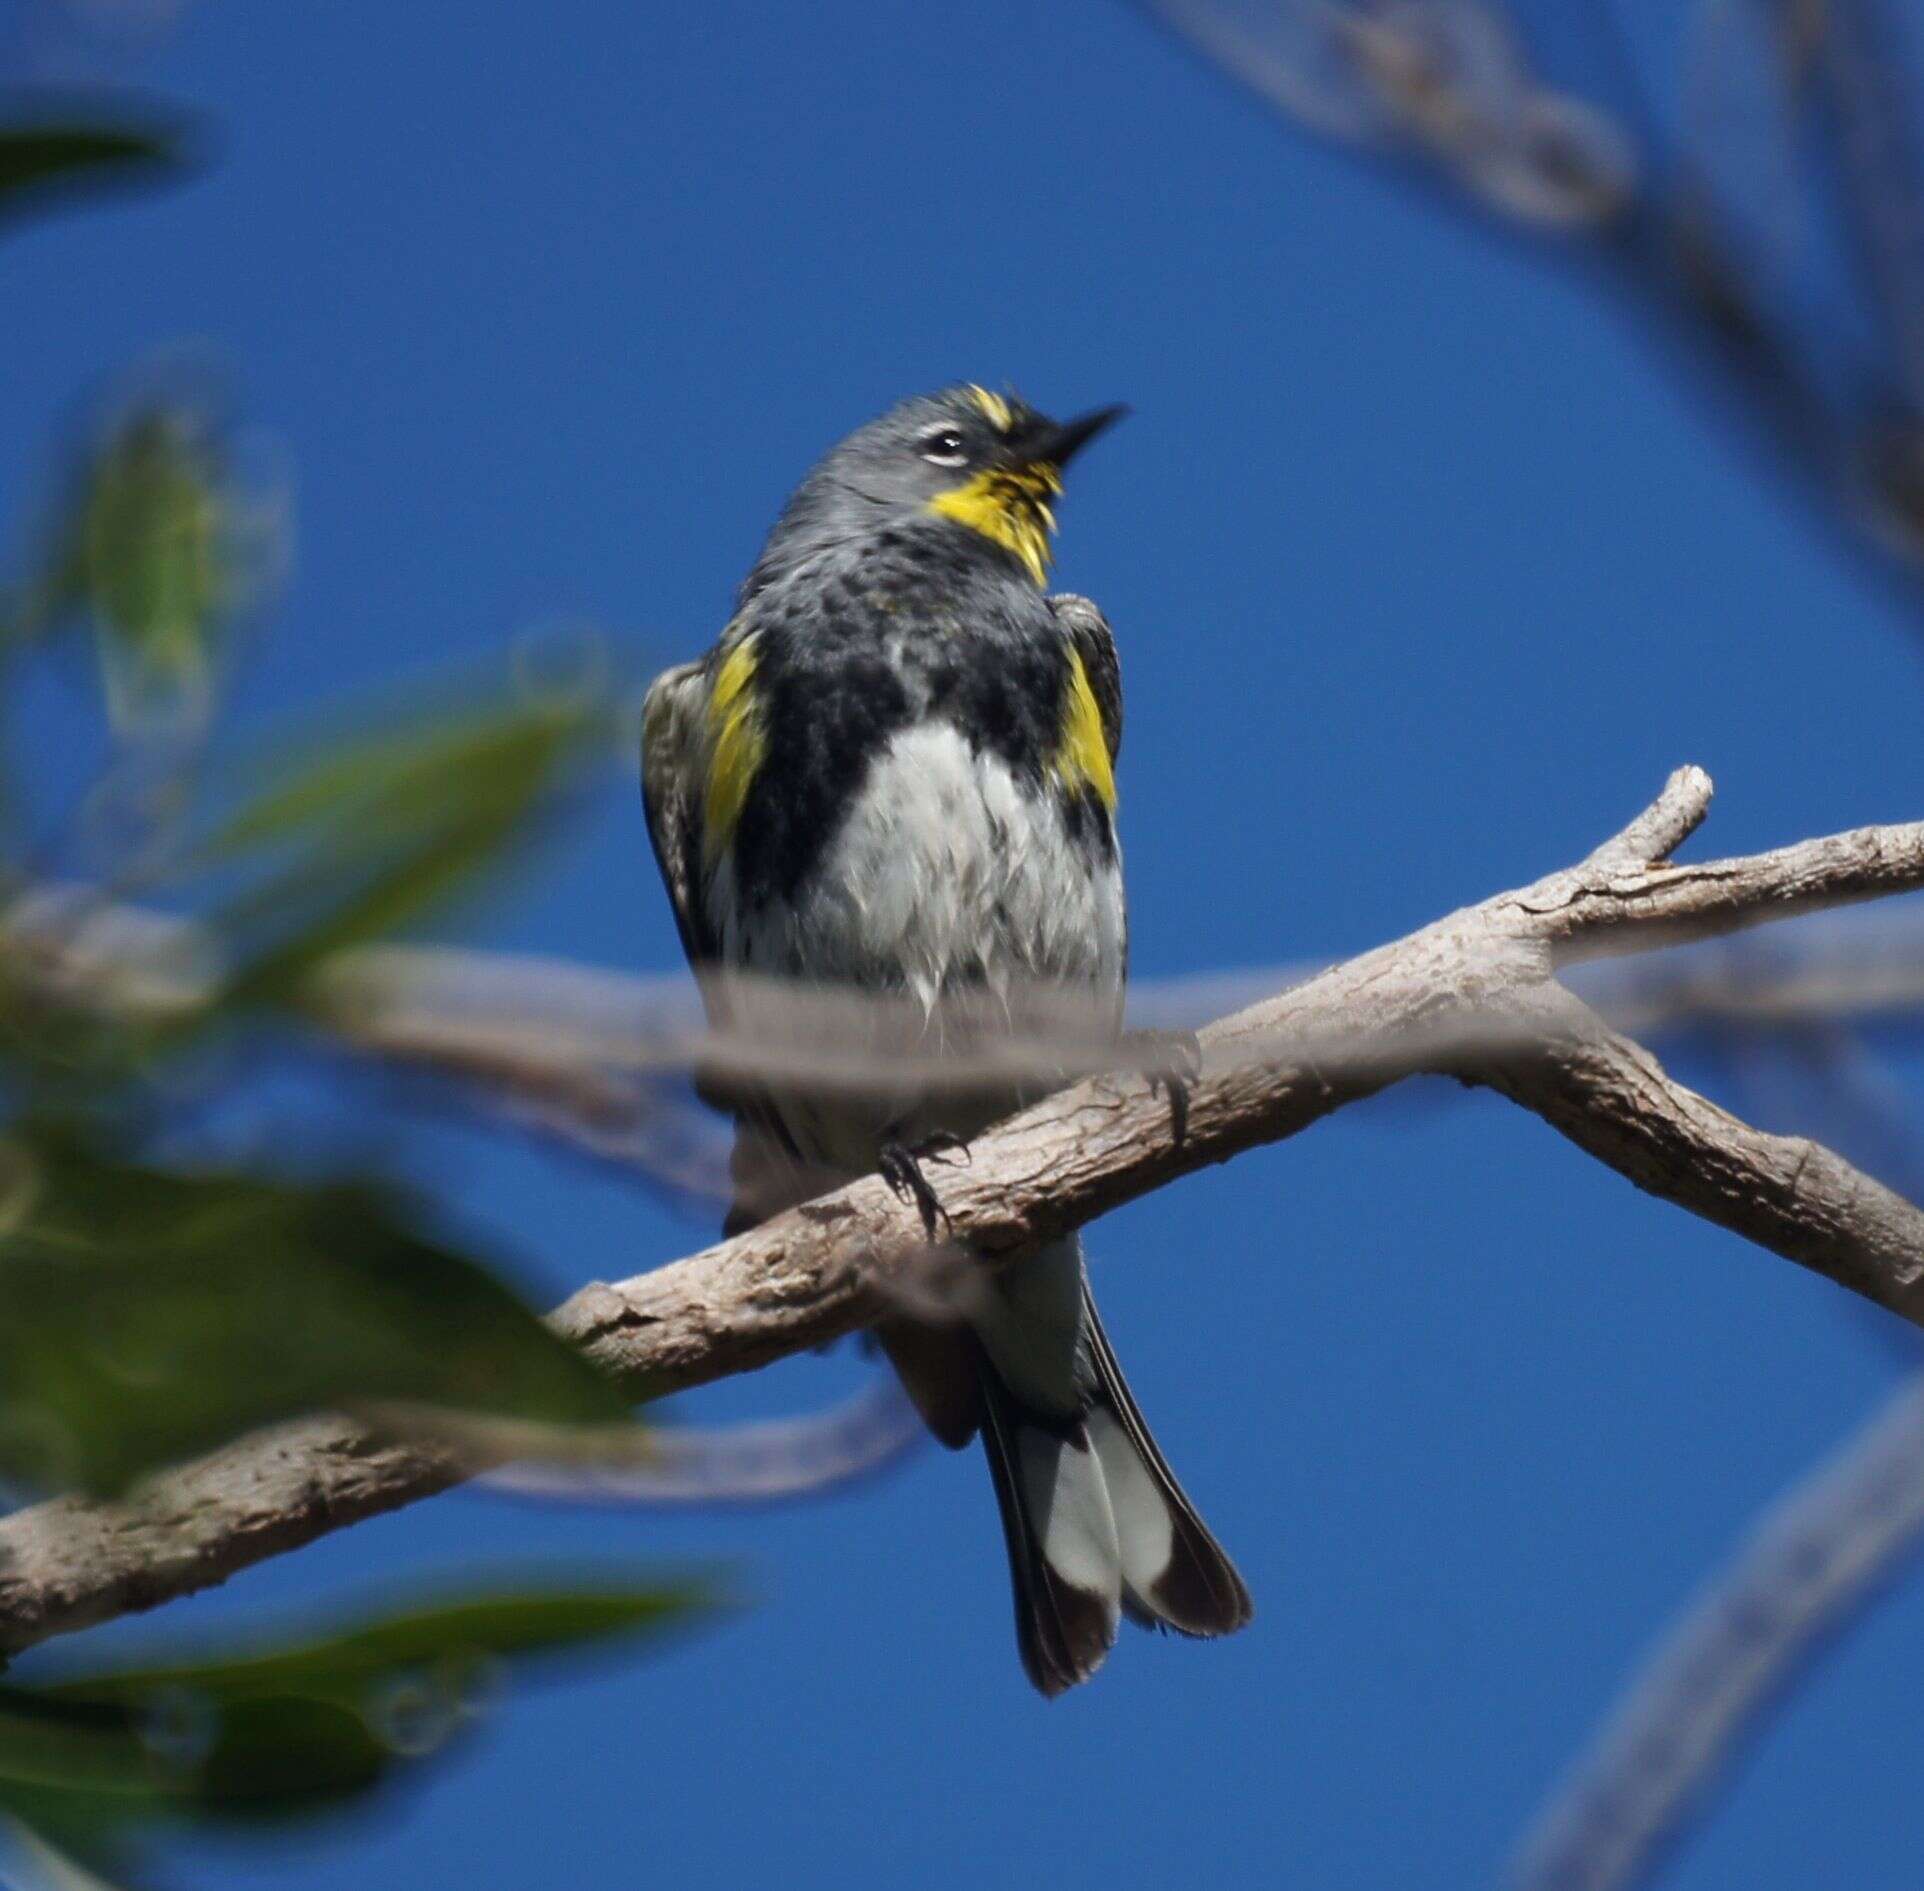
[0, 117, 189, 230]
[0, 1684, 394, 1855]
[205, 690, 611, 1013]
[209, 707, 569, 853]
[0, 1138, 631, 1494]
[50, 1581, 715, 1709]
[0, 1576, 715, 1854]
[81, 407, 242, 726]
[3, 400, 266, 737]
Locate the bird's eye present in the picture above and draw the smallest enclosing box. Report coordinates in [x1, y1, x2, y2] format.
[920, 429, 969, 467]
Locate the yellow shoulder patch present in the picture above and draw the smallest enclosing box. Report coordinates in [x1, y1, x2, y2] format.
[966, 384, 1014, 433]
[703, 634, 766, 866]
[1052, 645, 1117, 812]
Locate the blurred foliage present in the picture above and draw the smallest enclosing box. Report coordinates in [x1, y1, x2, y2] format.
[6, 399, 267, 736]
[0, 108, 186, 231]
[0, 1136, 632, 1495]
[0, 96, 628, 1484]
[1, 1576, 713, 1881]
[206, 689, 611, 1016]
[0, 73, 690, 1884]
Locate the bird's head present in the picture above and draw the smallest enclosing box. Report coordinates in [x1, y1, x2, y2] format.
[744, 386, 1127, 595]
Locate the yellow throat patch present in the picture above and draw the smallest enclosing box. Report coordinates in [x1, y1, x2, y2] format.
[927, 462, 1063, 586]
[703, 634, 765, 865]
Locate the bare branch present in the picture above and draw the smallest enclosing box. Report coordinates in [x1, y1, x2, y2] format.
[1581, 764, 1715, 871]
[1476, 984, 1924, 1312]
[1524, 820, 1924, 960]
[2, 770, 1923, 1657]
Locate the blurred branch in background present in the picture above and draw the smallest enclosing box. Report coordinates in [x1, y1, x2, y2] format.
[0, 1, 201, 87]
[1508, 1371, 1924, 1891]
[9, 878, 1924, 1217]
[1138, 0, 1924, 626]
[475, 1376, 924, 1507]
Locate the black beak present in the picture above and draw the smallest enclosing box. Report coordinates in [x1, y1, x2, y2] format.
[1021, 403, 1129, 470]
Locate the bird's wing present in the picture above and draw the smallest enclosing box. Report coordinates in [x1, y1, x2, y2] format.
[640, 655, 717, 966]
[642, 644, 811, 1226]
[1051, 593, 1121, 768]
[1050, 592, 1130, 996]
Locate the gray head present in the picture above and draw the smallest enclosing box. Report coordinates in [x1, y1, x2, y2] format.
[741, 385, 1127, 599]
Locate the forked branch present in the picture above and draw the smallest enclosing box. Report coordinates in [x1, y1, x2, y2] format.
[1, 767, 1922, 1656]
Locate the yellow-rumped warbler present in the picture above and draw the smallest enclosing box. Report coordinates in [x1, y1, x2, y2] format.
[641, 385, 1250, 1694]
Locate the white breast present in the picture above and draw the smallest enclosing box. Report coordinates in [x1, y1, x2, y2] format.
[708, 722, 1125, 1172]
[713, 722, 1125, 1008]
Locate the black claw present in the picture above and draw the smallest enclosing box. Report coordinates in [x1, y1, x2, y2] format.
[879, 1139, 956, 1241]
[1155, 1070, 1191, 1147]
[1126, 1028, 1203, 1147]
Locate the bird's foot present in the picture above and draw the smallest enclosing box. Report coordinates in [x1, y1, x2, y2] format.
[1124, 1028, 1203, 1146]
[879, 1133, 970, 1242]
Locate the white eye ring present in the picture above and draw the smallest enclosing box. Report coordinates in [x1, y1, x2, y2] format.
[920, 429, 969, 467]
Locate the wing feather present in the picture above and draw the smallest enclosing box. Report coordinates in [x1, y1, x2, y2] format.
[640, 657, 716, 965]
[1050, 593, 1121, 768]
[1050, 593, 1128, 987]
[642, 642, 809, 1221]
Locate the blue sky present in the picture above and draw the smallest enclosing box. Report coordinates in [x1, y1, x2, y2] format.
[8, 2, 1924, 1885]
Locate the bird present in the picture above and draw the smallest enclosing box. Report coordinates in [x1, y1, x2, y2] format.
[640, 384, 1252, 1694]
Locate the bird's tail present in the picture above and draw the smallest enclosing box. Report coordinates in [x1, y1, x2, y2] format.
[976, 1281, 1253, 1697]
